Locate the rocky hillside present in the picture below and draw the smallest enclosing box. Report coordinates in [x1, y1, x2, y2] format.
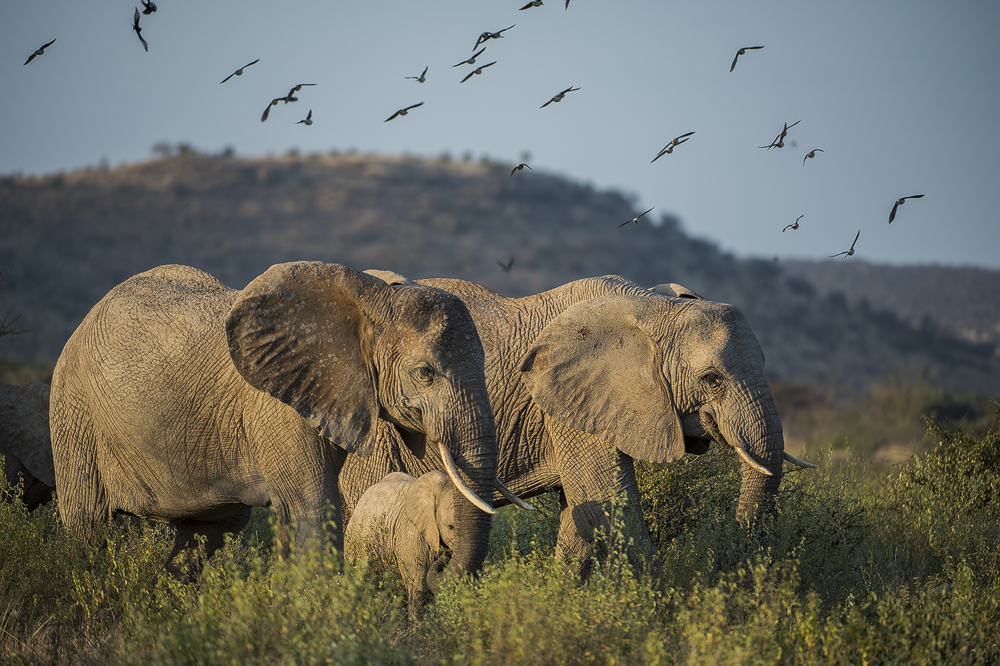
[1, 151, 997, 395]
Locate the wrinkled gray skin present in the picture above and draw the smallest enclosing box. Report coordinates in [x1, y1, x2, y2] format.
[0, 381, 55, 510]
[345, 471, 456, 607]
[50, 263, 497, 580]
[341, 272, 786, 572]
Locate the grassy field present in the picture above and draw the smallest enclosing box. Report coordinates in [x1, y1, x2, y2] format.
[2, 411, 999, 665]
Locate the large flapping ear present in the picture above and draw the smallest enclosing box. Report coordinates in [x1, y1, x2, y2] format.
[363, 269, 413, 286]
[650, 283, 704, 300]
[0, 382, 55, 487]
[227, 262, 385, 457]
[404, 470, 451, 553]
[520, 295, 687, 464]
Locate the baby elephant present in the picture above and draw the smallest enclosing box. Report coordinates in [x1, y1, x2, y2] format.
[345, 471, 457, 606]
[0, 381, 55, 510]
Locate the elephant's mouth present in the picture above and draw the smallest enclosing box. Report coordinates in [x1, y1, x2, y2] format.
[395, 423, 427, 459]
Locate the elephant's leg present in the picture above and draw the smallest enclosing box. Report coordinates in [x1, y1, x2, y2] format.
[164, 509, 253, 580]
[49, 407, 113, 539]
[550, 421, 654, 575]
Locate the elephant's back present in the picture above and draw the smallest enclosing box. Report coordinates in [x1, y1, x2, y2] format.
[345, 472, 414, 540]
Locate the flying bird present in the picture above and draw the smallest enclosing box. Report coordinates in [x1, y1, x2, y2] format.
[565, 0, 573, 7]
[510, 163, 532, 177]
[220, 59, 260, 84]
[617, 207, 655, 228]
[384, 102, 425, 122]
[405, 66, 428, 83]
[474, 25, 514, 49]
[830, 230, 860, 258]
[22, 38, 56, 66]
[296, 109, 313, 126]
[141, 0, 157, 14]
[730, 45, 764, 72]
[541, 86, 580, 108]
[803, 148, 824, 165]
[760, 120, 800, 149]
[453, 47, 486, 67]
[286, 83, 316, 98]
[460, 61, 496, 83]
[261, 97, 285, 122]
[888, 194, 925, 223]
[520, 0, 543, 8]
[783, 215, 803, 232]
[497, 257, 515, 272]
[651, 131, 695, 162]
[132, 8, 148, 52]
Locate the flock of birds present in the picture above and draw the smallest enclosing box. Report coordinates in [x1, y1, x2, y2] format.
[19, 3, 926, 268]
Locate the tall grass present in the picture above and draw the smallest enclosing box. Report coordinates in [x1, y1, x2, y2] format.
[2, 412, 999, 664]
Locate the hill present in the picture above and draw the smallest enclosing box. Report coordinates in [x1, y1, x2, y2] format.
[1, 151, 997, 395]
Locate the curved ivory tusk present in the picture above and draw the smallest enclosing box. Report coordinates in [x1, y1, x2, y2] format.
[733, 445, 774, 476]
[783, 451, 818, 469]
[439, 443, 495, 515]
[495, 478, 535, 511]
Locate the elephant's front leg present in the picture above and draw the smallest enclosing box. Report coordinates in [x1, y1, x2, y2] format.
[550, 421, 654, 576]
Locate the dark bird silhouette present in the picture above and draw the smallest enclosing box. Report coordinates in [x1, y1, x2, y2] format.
[541, 86, 580, 108]
[830, 230, 860, 258]
[888, 194, 925, 223]
[497, 257, 515, 272]
[651, 131, 695, 162]
[141, 0, 157, 14]
[453, 47, 487, 67]
[475, 25, 514, 49]
[803, 148, 824, 165]
[385, 102, 425, 122]
[730, 45, 764, 72]
[405, 66, 428, 83]
[520, 0, 543, 9]
[460, 61, 496, 83]
[296, 109, 313, 126]
[132, 8, 148, 52]
[617, 207, 655, 228]
[565, 0, 573, 7]
[23, 38, 56, 66]
[759, 120, 800, 149]
[261, 97, 285, 122]
[783, 215, 803, 232]
[286, 83, 316, 99]
[510, 163, 532, 177]
[220, 59, 260, 84]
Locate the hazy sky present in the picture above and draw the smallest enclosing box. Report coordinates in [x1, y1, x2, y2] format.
[2, 1, 999, 269]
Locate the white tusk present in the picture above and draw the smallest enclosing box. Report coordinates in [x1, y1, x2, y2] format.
[733, 445, 774, 476]
[783, 451, 818, 469]
[439, 443, 495, 515]
[495, 478, 534, 511]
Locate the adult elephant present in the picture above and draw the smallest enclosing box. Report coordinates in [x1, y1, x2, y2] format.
[50, 262, 500, 585]
[340, 272, 814, 569]
[1, 381, 55, 510]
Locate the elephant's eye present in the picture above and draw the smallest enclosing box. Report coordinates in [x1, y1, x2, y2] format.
[702, 371, 723, 389]
[413, 365, 436, 385]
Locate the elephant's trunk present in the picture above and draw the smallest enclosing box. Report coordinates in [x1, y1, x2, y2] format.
[426, 410, 497, 594]
[716, 382, 785, 522]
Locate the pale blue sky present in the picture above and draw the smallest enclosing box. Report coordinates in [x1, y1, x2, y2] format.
[2, 1, 998, 269]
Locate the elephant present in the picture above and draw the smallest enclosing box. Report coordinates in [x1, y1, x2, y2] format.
[338, 271, 815, 572]
[0, 381, 55, 510]
[345, 470, 457, 607]
[49, 262, 504, 584]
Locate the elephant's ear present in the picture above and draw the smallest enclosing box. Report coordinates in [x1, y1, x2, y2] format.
[520, 296, 686, 464]
[227, 262, 385, 457]
[650, 283, 704, 300]
[0, 382, 55, 487]
[403, 471, 450, 553]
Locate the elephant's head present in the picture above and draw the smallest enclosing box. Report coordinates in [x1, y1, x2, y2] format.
[0, 381, 55, 511]
[520, 290, 811, 522]
[404, 470, 458, 556]
[225, 262, 497, 581]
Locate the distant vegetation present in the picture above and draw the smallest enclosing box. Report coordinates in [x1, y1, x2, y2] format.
[3, 414, 999, 663]
[1, 152, 998, 396]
